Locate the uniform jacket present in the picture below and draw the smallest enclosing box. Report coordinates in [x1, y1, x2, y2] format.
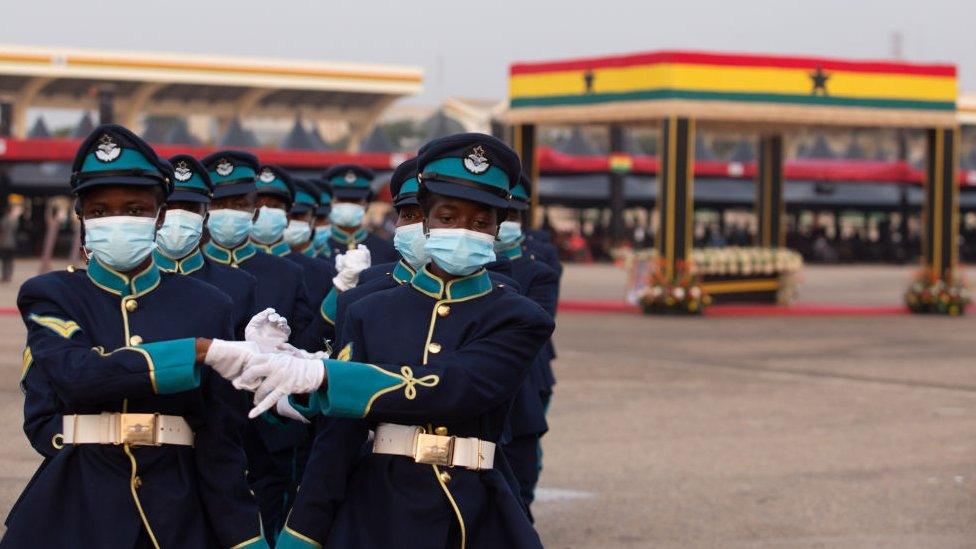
[325, 227, 398, 265]
[278, 267, 553, 549]
[3, 259, 266, 549]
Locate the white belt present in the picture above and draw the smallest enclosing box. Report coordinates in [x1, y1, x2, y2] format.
[62, 413, 194, 446]
[372, 423, 495, 471]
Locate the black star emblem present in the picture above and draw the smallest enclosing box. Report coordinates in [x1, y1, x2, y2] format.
[810, 66, 829, 96]
[583, 70, 595, 94]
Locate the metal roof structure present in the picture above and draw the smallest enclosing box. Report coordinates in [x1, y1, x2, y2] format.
[0, 44, 424, 145]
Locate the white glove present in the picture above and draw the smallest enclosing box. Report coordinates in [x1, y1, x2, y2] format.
[332, 244, 372, 291]
[241, 354, 325, 419]
[204, 339, 260, 381]
[245, 308, 291, 353]
[276, 342, 329, 360]
[275, 397, 310, 424]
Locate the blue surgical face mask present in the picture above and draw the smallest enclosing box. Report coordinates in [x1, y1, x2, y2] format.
[207, 208, 254, 248]
[495, 220, 523, 251]
[251, 206, 288, 244]
[155, 209, 204, 259]
[313, 224, 331, 248]
[283, 220, 312, 246]
[394, 222, 429, 270]
[329, 203, 365, 228]
[84, 215, 158, 272]
[424, 228, 496, 276]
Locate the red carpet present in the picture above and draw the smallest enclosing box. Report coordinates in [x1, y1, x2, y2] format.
[557, 300, 913, 317]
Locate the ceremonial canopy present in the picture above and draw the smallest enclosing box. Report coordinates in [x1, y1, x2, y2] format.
[508, 50, 956, 127]
[506, 50, 960, 305]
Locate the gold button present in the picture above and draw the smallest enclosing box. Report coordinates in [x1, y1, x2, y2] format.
[124, 299, 138, 312]
[434, 426, 448, 436]
[134, 476, 142, 489]
[52, 433, 64, 450]
[129, 335, 143, 346]
[437, 305, 451, 317]
[439, 471, 451, 483]
[427, 342, 441, 354]
[66, 265, 76, 273]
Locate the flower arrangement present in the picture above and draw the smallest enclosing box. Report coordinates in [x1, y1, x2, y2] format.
[623, 247, 803, 277]
[904, 269, 971, 315]
[638, 260, 710, 315]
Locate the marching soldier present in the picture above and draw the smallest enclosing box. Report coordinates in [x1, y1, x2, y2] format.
[199, 152, 313, 539]
[155, 154, 258, 339]
[492, 177, 560, 514]
[200, 152, 312, 336]
[516, 175, 562, 278]
[3, 125, 268, 549]
[322, 164, 398, 263]
[330, 157, 520, 337]
[250, 166, 336, 308]
[241, 134, 554, 549]
[320, 157, 427, 337]
[310, 177, 333, 258]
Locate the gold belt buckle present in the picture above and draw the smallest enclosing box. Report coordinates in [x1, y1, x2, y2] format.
[414, 433, 455, 466]
[117, 413, 159, 446]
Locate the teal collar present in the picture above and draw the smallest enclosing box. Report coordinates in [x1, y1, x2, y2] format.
[410, 265, 492, 300]
[154, 248, 205, 275]
[497, 243, 523, 260]
[87, 257, 161, 298]
[251, 238, 290, 257]
[315, 243, 332, 258]
[392, 260, 416, 285]
[299, 242, 318, 258]
[203, 240, 257, 266]
[331, 226, 369, 246]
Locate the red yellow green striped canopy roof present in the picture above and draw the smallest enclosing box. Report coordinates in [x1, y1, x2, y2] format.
[507, 50, 957, 128]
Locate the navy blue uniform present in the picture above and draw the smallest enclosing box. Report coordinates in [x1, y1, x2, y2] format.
[202, 238, 313, 538]
[251, 239, 337, 310]
[524, 229, 562, 278]
[203, 240, 311, 337]
[491, 246, 559, 511]
[279, 267, 553, 548]
[155, 248, 258, 339]
[333, 260, 521, 340]
[325, 227, 398, 265]
[3, 260, 265, 549]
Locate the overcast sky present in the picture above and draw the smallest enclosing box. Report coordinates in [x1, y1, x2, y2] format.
[2, 0, 975, 104]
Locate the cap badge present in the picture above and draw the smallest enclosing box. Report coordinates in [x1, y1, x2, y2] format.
[259, 168, 276, 183]
[173, 161, 192, 182]
[94, 134, 121, 163]
[344, 170, 358, 184]
[216, 159, 234, 177]
[463, 145, 490, 174]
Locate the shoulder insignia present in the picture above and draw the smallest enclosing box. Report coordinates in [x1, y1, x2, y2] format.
[29, 314, 81, 339]
[336, 343, 353, 362]
[20, 346, 32, 380]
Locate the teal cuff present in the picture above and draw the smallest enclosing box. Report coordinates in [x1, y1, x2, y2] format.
[318, 359, 403, 418]
[232, 536, 271, 549]
[320, 288, 338, 325]
[288, 392, 323, 419]
[276, 526, 322, 548]
[140, 338, 200, 394]
[259, 411, 287, 427]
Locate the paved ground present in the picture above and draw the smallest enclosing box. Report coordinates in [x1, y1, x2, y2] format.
[0, 260, 975, 547]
